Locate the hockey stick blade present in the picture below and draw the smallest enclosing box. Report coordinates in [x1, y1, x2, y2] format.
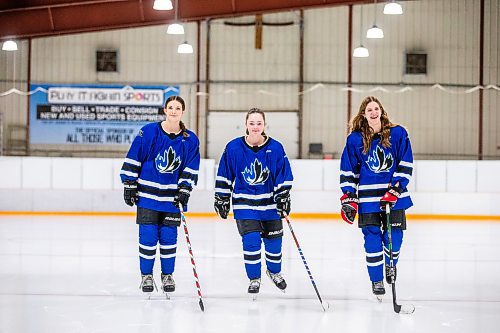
[199, 299, 205, 312]
[399, 304, 415, 314]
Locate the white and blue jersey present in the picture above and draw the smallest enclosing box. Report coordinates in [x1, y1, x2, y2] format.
[340, 125, 413, 214]
[120, 122, 200, 213]
[215, 136, 293, 220]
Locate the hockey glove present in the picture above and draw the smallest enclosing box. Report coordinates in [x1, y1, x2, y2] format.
[380, 185, 403, 210]
[276, 194, 291, 218]
[123, 181, 138, 206]
[340, 192, 358, 224]
[173, 186, 191, 209]
[214, 194, 230, 219]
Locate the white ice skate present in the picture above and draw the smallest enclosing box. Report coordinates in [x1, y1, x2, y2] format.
[140, 274, 158, 299]
[248, 278, 261, 301]
[161, 273, 175, 299]
[266, 270, 287, 293]
[372, 281, 385, 302]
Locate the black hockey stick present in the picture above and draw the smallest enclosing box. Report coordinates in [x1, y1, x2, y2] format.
[385, 204, 415, 314]
[179, 206, 205, 312]
[284, 215, 329, 311]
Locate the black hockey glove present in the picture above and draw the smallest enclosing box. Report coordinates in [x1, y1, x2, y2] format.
[380, 185, 403, 210]
[340, 192, 358, 224]
[123, 181, 138, 206]
[214, 194, 230, 219]
[276, 194, 291, 218]
[173, 186, 191, 209]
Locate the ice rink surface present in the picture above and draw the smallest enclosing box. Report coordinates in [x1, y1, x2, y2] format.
[1, 214, 499, 333]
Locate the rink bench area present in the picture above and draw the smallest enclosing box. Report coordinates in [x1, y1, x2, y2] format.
[1, 156, 500, 217]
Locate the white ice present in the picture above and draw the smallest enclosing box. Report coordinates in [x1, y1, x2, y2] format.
[1, 215, 499, 333]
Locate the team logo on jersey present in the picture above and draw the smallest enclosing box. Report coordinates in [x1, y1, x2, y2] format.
[155, 147, 181, 173]
[242, 159, 270, 185]
[366, 146, 393, 173]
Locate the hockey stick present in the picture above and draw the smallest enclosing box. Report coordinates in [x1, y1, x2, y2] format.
[284, 215, 329, 312]
[179, 206, 205, 312]
[385, 204, 415, 314]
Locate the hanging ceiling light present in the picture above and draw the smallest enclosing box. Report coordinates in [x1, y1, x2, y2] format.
[367, 0, 384, 39]
[353, 45, 369, 58]
[167, 23, 184, 34]
[2, 40, 18, 51]
[167, 0, 184, 34]
[367, 25, 384, 39]
[383, 0, 403, 15]
[153, 0, 173, 11]
[353, 6, 369, 58]
[177, 41, 193, 54]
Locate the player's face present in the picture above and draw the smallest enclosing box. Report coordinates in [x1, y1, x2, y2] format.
[246, 113, 265, 137]
[364, 101, 381, 126]
[164, 100, 184, 122]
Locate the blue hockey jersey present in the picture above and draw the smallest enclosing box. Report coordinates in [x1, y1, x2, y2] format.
[215, 137, 293, 220]
[120, 122, 200, 213]
[340, 125, 413, 214]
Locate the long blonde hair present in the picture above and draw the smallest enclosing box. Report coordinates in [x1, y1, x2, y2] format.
[350, 96, 394, 154]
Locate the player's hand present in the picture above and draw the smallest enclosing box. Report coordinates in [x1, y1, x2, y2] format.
[340, 192, 358, 224]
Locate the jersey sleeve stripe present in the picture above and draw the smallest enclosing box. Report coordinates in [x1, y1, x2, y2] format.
[399, 161, 413, 168]
[178, 178, 196, 186]
[340, 181, 358, 188]
[120, 170, 138, 178]
[393, 172, 412, 180]
[216, 176, 232, 185]
[215, 188, 232, 194]
[183, 167, 199, 175]
[124, 158, 141, 167]
[340, 170, 360, 178]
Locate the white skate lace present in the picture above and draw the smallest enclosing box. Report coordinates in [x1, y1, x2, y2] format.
[373, 281, 384, 289]
[249, 279, 261, 288]
[162, 274, 175, 287]
[269, 272, 284, 284]
[140, 274, 158, 291]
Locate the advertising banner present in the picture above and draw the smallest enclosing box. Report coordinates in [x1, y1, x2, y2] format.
[29, 84, 179, 145]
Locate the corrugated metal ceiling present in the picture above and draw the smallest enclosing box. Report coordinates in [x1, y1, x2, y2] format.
[0, 0, 374, 40]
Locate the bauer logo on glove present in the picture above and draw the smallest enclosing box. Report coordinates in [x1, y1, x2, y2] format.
[380, 185, 403, 210]
[340, 192, 359, 224]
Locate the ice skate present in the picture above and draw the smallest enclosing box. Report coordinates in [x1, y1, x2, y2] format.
[140, 274, 157, 298]
[372, 280, 385, 302]
[266, 270, 287, 292]
[385, 265, 397, 284]
[248, 278, 261, 300]
[161, 273, 175, 299]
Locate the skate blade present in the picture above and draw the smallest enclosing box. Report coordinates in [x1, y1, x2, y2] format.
[375, 295, 384, 303]
[163, 292, 171, 300]
[249, 293, 258, 301]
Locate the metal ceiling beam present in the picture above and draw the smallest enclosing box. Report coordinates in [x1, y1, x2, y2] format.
[0, 0, 374, 40]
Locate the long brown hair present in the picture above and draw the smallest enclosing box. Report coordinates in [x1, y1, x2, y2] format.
[164, 95, 189, 137]
[350, 96, 394, 154]
[245, 108, 267, 136]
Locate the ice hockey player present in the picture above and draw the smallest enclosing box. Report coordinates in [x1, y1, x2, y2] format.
[214, 108, 293, 298]
[339, 96, 413, 300]
[120, 95, 200, 297]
